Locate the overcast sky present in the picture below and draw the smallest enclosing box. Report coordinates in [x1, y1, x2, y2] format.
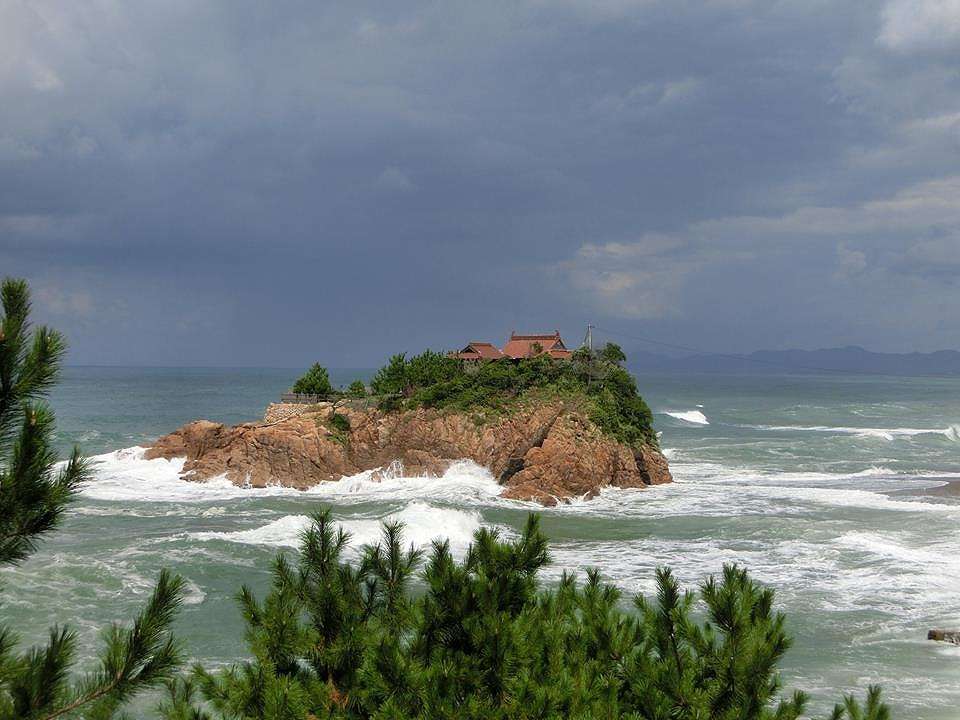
[3, 0, 960, 366]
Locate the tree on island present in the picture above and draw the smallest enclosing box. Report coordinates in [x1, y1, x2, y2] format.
[347, 380, 367, 398]
[599, 341, 627, 366]
[158, 511, 890, 720]
[0, 278, 184, 719]
[364, 348, 659, 449]
[292, 363, 333, 397]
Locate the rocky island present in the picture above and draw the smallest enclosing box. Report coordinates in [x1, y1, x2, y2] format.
[147, 341, 671, 504]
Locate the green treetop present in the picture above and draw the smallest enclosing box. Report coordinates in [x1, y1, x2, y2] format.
[292, 363, 333, 397]
[347, 380, 367, 398]
[599, 341, 627, 365]
[158, 510, 891, 720]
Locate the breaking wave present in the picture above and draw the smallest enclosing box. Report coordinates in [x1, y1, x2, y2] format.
[190, 501, 484, 556]
[664, 410, 710, 425]
[745, 423, 960, 442]
[80, 448, 503, 506]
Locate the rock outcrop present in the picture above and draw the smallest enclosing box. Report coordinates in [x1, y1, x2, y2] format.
[145, 400, 672, 504]
[928, 629, 960, 645]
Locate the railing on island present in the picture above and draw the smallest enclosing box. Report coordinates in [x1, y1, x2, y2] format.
[279, 392, 328, 404]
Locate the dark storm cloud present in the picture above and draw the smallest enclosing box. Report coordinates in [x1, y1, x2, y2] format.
[2, 0, 959, 365]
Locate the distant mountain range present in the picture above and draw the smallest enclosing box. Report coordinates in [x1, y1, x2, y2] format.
[627, 346, 960, 376]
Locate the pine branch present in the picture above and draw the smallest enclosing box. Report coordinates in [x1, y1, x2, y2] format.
[36, 569, 186, 720]
[0, 407, 88, 565]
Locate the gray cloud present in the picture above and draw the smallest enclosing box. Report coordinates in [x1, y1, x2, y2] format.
[2, 0, 959, 364]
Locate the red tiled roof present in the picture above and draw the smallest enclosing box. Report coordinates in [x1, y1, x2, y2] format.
[501, 331, 569, 359]
[452, 341, 505, 361]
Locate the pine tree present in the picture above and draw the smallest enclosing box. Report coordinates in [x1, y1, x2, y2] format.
[292, 364, 333, 397]
[0, 277, 185, 720]
[162, 509, 893, 720]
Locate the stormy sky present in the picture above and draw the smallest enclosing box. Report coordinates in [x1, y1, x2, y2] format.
[3, 0, 960, 366]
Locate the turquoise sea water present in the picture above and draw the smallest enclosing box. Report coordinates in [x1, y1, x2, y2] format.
[3, 367, 960, 718]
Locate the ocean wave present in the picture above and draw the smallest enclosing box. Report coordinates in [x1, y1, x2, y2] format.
[744, 423, 960, 442]
[190, 501, 484, 556]
[546, 529, 960, 614]
[80, 448, 503, 506]
[664, 410, 710, 425]
[80, 448, 296, 502]
[534, 461, 960, 522]
[302, 459, 502, 505]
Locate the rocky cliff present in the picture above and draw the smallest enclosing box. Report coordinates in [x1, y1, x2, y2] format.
[145, 400, 671, 504]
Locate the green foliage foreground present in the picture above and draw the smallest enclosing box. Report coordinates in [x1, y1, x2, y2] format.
[162, 512, 889, 720]
[0, 278, 184, 720]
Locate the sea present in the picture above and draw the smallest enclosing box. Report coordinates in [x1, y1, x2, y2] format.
[3, 366, 959, 718]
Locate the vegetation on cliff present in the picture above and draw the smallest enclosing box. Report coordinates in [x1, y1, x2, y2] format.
[160, 511, 889, 720]
[367, 344, 659, 448]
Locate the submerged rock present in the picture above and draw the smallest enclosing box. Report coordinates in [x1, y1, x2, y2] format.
[928, 629, 960, 645]
[145, 400, 672, 504]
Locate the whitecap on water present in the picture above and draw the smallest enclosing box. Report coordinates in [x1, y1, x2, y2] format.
[303, 459, 502, 505]
[79, 447, 289, 502]
[190, 501, 485, 557]
[664, 410, 710, 425]
[80, 448, 503, 507]
[182, 578, 207, 605]
[743, 423, 960, 442]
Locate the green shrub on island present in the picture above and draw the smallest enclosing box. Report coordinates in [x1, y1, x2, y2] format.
[330, 412, 351, 433]
[159, 511, 890, 720]
[600, 340, 627, 365]
[347, 380, 367, 398]
[293, 362, 334, 397]
[370, 350, 460, 397]
[368, 345, 658, 448]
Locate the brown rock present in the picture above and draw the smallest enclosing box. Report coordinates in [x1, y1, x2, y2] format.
[928, 629, 960, 645]
[144, 401, 672, 504]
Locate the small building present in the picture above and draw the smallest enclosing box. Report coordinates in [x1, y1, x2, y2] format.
[502, 331, 572, 360]
[451, 341, 506, 362]
[450, 331, 572, 363]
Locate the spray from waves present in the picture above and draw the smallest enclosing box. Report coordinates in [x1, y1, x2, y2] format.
[190, 501, 484, 556]
[303, 460, 502, 504]
[663, 410, 710, 425]
[80, 447, 297, 502]
[80, 448, 503, 506]
[744, 423, 960, 442]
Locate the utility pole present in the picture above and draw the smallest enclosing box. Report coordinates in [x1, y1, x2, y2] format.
[585, 324, 595, 390]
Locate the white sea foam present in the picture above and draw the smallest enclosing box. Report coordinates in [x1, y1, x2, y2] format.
[182, 579, 207, 605]
[81, 448, 503, 506]
[533, 460, 960, 523]
[80, 447, 284, 502]
[191, 501, 484, 556]
[547, 527, 960, 617]
[746, 423, 960, 442]
[303, 459, 502, 505]
[664, 410, 710, 425]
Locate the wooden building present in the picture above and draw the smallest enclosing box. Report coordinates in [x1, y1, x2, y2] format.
[451, 331, 572, 362]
